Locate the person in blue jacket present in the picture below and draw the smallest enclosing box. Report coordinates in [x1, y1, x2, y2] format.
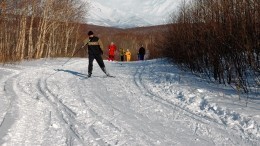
[138, 45, 146, 61]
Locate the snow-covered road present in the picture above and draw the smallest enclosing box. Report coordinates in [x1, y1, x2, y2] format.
[0, 58, 259, 145]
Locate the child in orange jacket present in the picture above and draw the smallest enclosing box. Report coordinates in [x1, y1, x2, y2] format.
[125, 49, 131, 62]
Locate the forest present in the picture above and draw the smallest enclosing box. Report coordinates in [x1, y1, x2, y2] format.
[0, 0, 162, 62]
[160, 0, 259, 93]
[0, 0, 87, 62]
[0, 0, 259, 94]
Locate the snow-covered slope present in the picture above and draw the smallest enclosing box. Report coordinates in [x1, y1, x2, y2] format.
[0, 58, 259, 145]
[87, 0, 182, 28]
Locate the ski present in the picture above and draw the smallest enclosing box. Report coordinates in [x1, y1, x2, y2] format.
[106, 75, 115, 78]
[79, 75, 115, 79]
[80, 76, 88, 80]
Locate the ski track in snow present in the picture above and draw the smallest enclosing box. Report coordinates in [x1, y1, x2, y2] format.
[0, 58, 259, 145]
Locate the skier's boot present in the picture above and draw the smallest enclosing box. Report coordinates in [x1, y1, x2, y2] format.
[88, 73, 92, 77]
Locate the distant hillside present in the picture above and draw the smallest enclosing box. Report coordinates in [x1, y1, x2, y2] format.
[77, 24, 169, 60]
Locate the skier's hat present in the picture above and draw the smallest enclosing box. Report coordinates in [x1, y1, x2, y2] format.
[88, 31, 94, 36]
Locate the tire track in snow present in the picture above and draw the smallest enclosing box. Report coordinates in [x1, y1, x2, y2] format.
[104, 63, 207, 145]
[0, 77, 19, 144]
[0, 67, 49, 145]
[78, 69, 173, 145]
[81, 97, 125, 146]
[1, 59, 257, 145]
[3, 66, 84, 145]
[40, 65, 117, 146]
[91, 68, 179, 145]
[37, 76, 87, 145]
[0, 67, 21, 144]
[133, 65, 204, 123]
[40, 62, 122, 145]
[79, 77, 142, 145]
[133, 64, 248, 145]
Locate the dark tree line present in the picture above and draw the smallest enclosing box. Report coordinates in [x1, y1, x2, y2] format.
[160, 0, 260, 93]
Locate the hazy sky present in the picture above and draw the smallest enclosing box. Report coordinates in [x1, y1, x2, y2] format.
[87, 0, 184, 27]
[92, 0, 183, 12]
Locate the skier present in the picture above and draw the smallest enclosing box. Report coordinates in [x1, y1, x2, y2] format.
[138, 45, 146, 61]
[125, 49, 131, 62]
[108, 42, 117, 61]
[82, 31, 110, 77]
[119, 47, 125, 61]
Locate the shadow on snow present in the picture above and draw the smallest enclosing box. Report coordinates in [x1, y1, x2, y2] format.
[54, 69, 87, 78]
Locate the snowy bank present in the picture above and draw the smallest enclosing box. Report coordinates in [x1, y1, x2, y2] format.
[0, 58, 259, 145]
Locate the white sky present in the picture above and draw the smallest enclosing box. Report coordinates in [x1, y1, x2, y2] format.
[92, 0, 183, 14]
[87, 0, 184, 27]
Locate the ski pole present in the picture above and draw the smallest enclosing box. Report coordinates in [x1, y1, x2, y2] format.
[62, 45, 84, 66]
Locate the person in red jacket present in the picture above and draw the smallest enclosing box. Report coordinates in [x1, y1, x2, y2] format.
[108, 42, 117, 61]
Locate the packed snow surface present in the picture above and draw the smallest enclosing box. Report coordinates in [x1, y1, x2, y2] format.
[0, 58, 259, 145]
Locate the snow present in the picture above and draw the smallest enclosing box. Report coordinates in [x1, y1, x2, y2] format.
[0, 58, 259, 145]
[86, 0, 183, 28]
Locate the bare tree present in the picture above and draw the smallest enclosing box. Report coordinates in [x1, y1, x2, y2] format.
[161, 0, 260, 93]
[0, 0, 88, 62]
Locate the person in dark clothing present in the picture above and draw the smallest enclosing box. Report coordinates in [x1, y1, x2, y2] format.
[82, 31, 109, 77]
[119, 48, 125, 61]
[138, 45, 146, 61]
